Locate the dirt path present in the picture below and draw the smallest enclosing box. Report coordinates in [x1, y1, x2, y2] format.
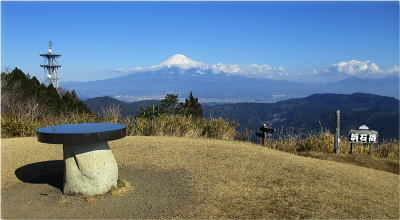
[2, 165, 194, 219]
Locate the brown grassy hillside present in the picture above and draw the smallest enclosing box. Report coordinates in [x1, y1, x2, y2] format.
[2, 136, 399, 219]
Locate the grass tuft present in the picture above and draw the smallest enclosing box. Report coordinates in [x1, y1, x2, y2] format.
[57, 197, 70, 205]
[84, 196, 97, 203]
[110, 179, 133, 197]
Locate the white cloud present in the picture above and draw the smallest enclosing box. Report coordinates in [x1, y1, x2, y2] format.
[116, 66, 159, 74]
[209, 63, 289, 79]
[313, 60, 397, 78]
[388, 65, 400, 75]
[334, 60, 383, 75]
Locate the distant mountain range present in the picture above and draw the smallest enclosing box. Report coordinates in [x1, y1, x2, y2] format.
[62, 54, 399, 103]
[204, 93, 399, 140]
[85, 96, 160, 116]
[85, 93, 399, 140]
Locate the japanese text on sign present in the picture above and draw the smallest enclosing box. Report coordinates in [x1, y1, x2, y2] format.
[349, 133, 377, 143]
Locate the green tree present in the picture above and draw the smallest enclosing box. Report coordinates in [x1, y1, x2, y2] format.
[136, 92, 203, 119]
[182, 91, 203, 117]
[135, 104, 159, 119]
[136, 94, 181, 119]
[160, 94, 182, 115]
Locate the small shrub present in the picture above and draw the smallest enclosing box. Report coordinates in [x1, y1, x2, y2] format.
[57, 111, 98, 124]
[202, 118, 237, 140]
[130, 114, 236, 140]
[268, 138, 299, 154]
[376, 140, 400, 158]
[1, 112, 98, 137]
[267, 131, 399, 159]
[234, 129, 253, 142]
[120, 116, 136, 136]
[1, 117, 47, 137]
[129, 117, 152, 136]
[298, 132, 335, 153]
[101, 104, 122, 123]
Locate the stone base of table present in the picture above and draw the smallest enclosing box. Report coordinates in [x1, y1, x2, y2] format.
[63, 142, 118, 196]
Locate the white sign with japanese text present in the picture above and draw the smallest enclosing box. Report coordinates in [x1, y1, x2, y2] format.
[348, 129, 378, 144]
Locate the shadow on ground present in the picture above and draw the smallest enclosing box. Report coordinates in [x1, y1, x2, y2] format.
[15, 160, 64, 191]
[4, 165, 194, 218]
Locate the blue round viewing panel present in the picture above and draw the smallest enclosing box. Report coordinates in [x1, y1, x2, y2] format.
[37, 123, 126, 145]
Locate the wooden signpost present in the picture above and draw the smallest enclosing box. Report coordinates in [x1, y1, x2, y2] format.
[348, 125, 379, 154]
[256, 124, 274, 146]
[334, 110, 340, 154]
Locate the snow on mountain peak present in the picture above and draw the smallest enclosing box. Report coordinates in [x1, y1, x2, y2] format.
[160, 54, 203, 68]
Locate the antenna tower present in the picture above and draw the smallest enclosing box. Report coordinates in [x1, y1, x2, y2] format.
[40, 40, 62, 91]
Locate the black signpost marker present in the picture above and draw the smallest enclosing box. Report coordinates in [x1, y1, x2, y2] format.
[256, 124, 274, 146]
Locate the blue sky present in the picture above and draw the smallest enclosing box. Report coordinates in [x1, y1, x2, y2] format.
[2, 1, 399, 82]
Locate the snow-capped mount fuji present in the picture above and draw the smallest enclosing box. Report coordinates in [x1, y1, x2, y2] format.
[62, 54, 399, 102]
[160, 54, 204, 69]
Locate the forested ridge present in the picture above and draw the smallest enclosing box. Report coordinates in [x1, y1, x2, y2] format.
[1, 68, 90, 115]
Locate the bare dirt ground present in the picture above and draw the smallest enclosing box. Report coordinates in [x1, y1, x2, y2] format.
[2, 136, 399, 219]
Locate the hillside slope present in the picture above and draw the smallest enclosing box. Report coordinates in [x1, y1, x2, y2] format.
[84, 93, 399, 139]
[2, 68, 90, 115]
[2, 136, 399, 219]
[204, 93, 399, 139]
[85, 96, 160, 116]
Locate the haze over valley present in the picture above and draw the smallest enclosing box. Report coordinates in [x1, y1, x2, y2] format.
[63, 54, 399, 103]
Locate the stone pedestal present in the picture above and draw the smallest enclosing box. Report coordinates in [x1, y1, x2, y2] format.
[63, 142, 118, 196]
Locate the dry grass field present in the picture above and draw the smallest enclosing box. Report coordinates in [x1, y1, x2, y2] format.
[1, 136, 399, 219]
